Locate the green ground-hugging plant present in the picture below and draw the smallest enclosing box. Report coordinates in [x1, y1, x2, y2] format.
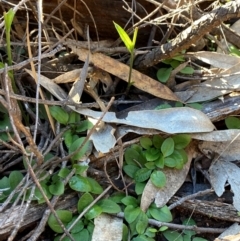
[123, 134, 191, 195]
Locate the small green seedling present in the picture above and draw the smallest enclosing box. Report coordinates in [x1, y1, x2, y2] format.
[113, 22, 138, 94]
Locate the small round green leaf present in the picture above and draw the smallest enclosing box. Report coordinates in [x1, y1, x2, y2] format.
[180, 66, 194, 74]
[124, 148, 140, 165]
[192, 238, 209, 241]
[134, 168, 152, 183]
[157, 67, 172, 83]
[136, 212, 149, 234]
[98, 199, 121, 214]
[49, 179, 64, 196]
[172, 134, 191, 149]
[163, 230, 183, 241]
[77, 192, 94, 213]
[164, 157, 176, 168]
[9, 171, 23, 190]
[149, 205, 172, 222]
[72, 229, 89, 241]
[124, 205, 141, 224]
[85, 204, 102, 220]
[155, 154, 164, 168]
[58, 168, 71, 178]
[121, 196, 139, 207]
[48, 210, 72, 233]
[145, 148, 160, 162]
[225, 116, 240, 129]
[75, 120, 93, 132]
[135, 182, 146, 195]
[123, 165, 140, 178]
[161, 137, 174, 157]
[152, 135, 164, 149]
[140, 137, 152, 149]
[66, 216, 84, 233]
[86, 177, 103, 194]
[69, 175, 91, 192]
[150, 170, 166, 188]
[69, 137, 91, 161]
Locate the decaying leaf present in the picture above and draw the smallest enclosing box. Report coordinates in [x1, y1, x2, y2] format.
[209, 157, 240, 210]
[92, 214, 123, 241]
[67, 44, 180, 102]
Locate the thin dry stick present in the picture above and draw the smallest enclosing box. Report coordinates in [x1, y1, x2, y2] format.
[168, 188, 214, 210]
[8, 186, 36, 241]
[116, 212, 226, 233]
[59, 185, 112, 241]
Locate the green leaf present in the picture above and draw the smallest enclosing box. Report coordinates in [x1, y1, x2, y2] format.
[48, 210, 72, 233]
[140, 137, 152, 149]
[121, 196, 139, 207]
[72, 229, 89, 241]
[145, 162, 156, 170]
[98, 199, 121, 214]
[109, 192, 126, 203]
[66, 216, 84, 233]
[4, 9, 15, 32]
[32, 183, 52, 204]
[188, 103, 203, 110]
[73, 164, 88, 175]
[225, 116, 240, 129]
[155, 154, 164, 168]
[136, 211, 149, 234]
[183, 234, 191, 241]
[63, 130, 75, 149]
[68, 111, 81, 124]
[164, 157, 176, 168]
[150, 170, 166, 188]
[135, 182, 146, 195]
[58, 168, 71, 178]
[145, 148, 160, 162]
[172, 134, 191, 149]
[149, 205, 172, 222]
[192, 238, 209, 241]
[134, 168, 152, 182]
[86, 177, 103, 194]
[163, 230, 183, 241]
[122, 224, 129, 241]
[85, 204, 102, 220]
[145, 227, 157, 238]
[157, 67, 172, 83]
[124, 205, 141, 223]
[75, 120, 93, 132]
[113, 22, 133, 52]
[49, 106, 69, 125]
[161, 137, 174, 157]
[49, 179, 64, 196]
[180, 66, 194, 74]
[9, 171, 23, 190]
[182, 218, 196, 237]
[123, 164, 140, 178]
[69, 175, 91, 192]
[155, 104, 172, 110]
[124, 148, 140, 165]
[77, 192, 94, 213]
[169, 150, 184, 169]
[159, 226, 168, 232]
[152, 135, 164, 149]
[69, 137, 91, 161]
[229, 44, 240, 57]
[178, 149, 188, 164]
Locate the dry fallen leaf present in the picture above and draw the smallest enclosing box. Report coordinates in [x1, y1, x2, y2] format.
[67, 44, 180, 102]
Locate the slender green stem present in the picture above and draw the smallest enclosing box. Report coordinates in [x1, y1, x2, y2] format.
[126, 50, 135, 95]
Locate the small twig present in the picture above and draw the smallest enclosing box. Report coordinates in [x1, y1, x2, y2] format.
[116, 212, 225, 233]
